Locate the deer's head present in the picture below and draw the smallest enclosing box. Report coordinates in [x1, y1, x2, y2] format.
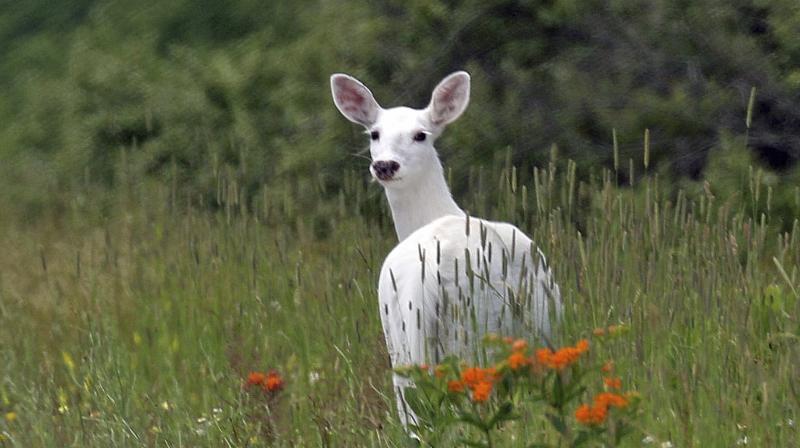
[331, 72, 470, 189]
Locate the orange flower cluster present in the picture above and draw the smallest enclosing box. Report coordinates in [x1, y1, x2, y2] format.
[575, 403, 607, 425]
[535, 339, 589, 370]
[508, 352, 528, 370]
[603, 376, 622, 389]
[575, 392, 629, 425]
[246, 370, 284, 393]
[507, 338, 531, 371]
[448, 367, 498, 403]
[471, 381, 493, 402]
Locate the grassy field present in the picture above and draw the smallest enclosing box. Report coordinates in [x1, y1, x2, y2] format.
[1, 152, 798, 446]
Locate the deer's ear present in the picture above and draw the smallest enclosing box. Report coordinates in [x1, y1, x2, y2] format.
[427, 71, 470, 127]
[331, 74, 381, 127]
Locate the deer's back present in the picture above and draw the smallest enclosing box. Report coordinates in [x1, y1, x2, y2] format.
[378, 215, 560, 365]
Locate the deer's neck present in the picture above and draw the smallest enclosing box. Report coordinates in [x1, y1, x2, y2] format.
[384, 158, 463, 241]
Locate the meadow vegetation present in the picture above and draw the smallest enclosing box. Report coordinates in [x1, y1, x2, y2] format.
[1, 0, 800, 446]
[1, 146, 798, 446]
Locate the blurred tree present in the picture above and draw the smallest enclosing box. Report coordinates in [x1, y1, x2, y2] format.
[1, 0, 798, 221]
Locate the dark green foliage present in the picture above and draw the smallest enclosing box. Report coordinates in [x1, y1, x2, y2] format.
[1, 0, 800, 223]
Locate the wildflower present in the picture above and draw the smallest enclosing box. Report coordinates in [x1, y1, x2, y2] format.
[536, 340, 589, 370]
[62, 351, 76, 373]
[246, 372, 267, 387]
[592, 327, 606, 336]
[471, 381, 493, 403]
[536, 348, 553, 365]
[603, 377, 622, 389]
[511, 339, 528, 352]
[461, 367, 496, 387]
[601, 361, 614, 373]
[508, 352, 529, 370]
[246, 370, 284, 393]
[434, 365, 447, 379]
[447, 380, 465, 393]
[576, 391, 628, 426]
[265, 371, 284, 392]
[4, 411, 16, 422]
[502, 336, 514, 344]
[575, 403, 607, 425]
[594, 392, 628, 408]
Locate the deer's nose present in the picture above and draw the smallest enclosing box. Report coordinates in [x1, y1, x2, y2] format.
[371, 160, 400, 180]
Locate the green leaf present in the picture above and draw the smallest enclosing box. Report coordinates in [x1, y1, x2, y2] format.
[456, 411, 489, 431]
[545, 412, 567, 435]
[563, 385, 587, 404]
[571, 430, 591, 447]
[487, 401, 517, 428]
[458, 439, 489, 448]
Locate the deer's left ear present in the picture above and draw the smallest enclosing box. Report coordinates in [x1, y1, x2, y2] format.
[427, 71, 470, 127]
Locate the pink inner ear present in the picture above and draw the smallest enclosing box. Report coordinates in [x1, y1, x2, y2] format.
[437, 84, 456, 103]
[334, 78, 368, 107]
[337, 90, 365, 106]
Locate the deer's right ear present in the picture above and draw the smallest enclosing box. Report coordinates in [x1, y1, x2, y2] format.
[331, 74, 380, 127]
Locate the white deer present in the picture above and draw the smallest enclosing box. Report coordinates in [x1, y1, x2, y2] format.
[330, 71, 562, 429]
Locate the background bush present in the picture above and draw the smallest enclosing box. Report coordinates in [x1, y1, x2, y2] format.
[1, 0, 800, 224]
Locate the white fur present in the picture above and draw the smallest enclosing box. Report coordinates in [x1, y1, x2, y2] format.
[331, 71, 562, 429]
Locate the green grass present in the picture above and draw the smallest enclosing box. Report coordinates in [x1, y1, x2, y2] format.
[1, 153, 798, 446]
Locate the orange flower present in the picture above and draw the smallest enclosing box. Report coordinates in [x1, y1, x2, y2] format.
[471, 381, 493, 403]
[536, 340, 589, 370]
[601, 361, 614, 373]
[575, 403, 608, 425]
[592, 327, 607, 336]
[447, 380, 465, 393]
[265, 371, 284, 392]
[512, 339, 528, 352]
[246, 372, 267, 387]
[575, 404, 594, 424]
[603, 377, 622, 389]
[536, 348, 553, 364]
[461, 367, 496, 387]
[576, 391, 628, 426]
[502, 336, 514, 344]
[591, 403, 608, 423]
[594, 392, 628, 408]
[508, 352, 529, 370]
[434, 365, 447, 378]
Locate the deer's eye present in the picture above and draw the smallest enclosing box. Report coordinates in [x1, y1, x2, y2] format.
[370, 130, 380, 141]
[413, 132, 427, 142]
